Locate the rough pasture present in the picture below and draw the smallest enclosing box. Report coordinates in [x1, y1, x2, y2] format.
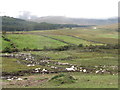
[1, 27, 118, 88]
[2, 72, 118, 88]
[29, 28, 118, 45]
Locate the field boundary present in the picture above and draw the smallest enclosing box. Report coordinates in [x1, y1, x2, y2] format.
[66, 35, 111, 45]
[41, 35, 77, 46]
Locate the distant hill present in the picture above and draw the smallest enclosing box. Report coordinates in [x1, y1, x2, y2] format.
[2, 16, 37, 31]
[97, 23, 118, 31]
[2, 16, 89, 31]
[28, 16, 117, 25]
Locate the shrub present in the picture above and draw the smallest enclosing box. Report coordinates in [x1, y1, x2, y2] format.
[49, 74, 77, 84]
[23, 47, 30, 51]
[78, 44, 83, 47]
[2, 47, 12, 53]
[2, 47, 19, 53]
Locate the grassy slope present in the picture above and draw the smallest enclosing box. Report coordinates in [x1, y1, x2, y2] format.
[27, 28, 118, 44]
[47, 35, 102, 46]
[6, 34, 67, 49]
[2, 27, 118, 50]
[0, 37, 12, 51]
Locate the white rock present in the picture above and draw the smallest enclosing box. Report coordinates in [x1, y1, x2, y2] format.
[27, 64, 35, 67]
[17, 78, 23, 80]
[42, 69, 47, 72]
[95, 70, 99, 74]
[83, 69, 87, 72]
[80, 70, 82, 72]
[66, 68, 75, 71]
[7, 79, 12, 81]
[71, 66, 75, 68]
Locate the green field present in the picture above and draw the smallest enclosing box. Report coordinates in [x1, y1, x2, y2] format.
[1, 28, 118, 51]
[29, 28, 118, 44]
[30, 50, 118, 66]
[0, 38, 11, 51]
[1, 27, 118, 88]
[4, 34, 67, 50]
[46, 35, 103, 46]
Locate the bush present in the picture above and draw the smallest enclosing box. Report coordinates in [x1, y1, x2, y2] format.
[49, 74, 77, 84]
[2, 47, 19, 53]
[78, 44, 83, 47]
[23, 47, 30, 51]
[2, 47, 12, 53]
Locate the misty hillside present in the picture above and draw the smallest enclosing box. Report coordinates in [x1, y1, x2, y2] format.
[2, 16, 90, 31]
[28, 16, 117, 25]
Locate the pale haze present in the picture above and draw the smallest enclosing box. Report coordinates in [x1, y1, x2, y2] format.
[0, 0, 119, 19]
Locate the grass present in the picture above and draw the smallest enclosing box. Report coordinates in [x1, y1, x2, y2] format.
[2, 57, 46, 73]
[1, 27, 118, 88]
[29, 28, 118, 44]
[30, 50, 118, 66]
[47, 35, 102, 46]
[1, 27, 118, 51]
[2, 72, 118, 88]
[5, 34, 67, 50]
[1, 38, 12, 51]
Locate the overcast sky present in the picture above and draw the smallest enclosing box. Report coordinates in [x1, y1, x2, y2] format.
[0, 0, 119, 19]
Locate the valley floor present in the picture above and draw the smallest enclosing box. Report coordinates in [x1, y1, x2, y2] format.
[1, 28, 119, 88]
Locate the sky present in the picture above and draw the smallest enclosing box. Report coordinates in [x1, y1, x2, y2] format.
[0, 0, 119, 19]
